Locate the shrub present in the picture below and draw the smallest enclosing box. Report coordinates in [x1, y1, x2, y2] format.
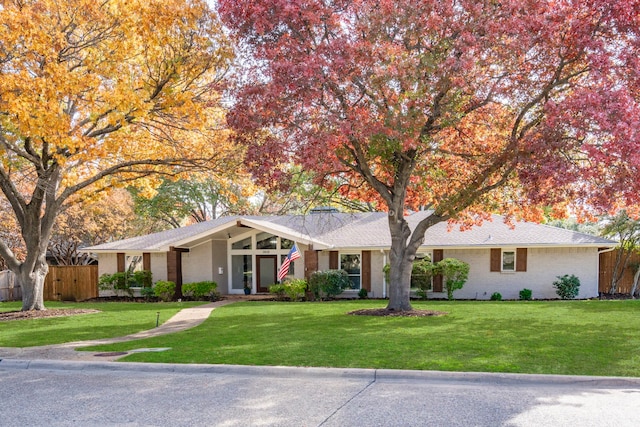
[437, 258, 470, 301]
[411, 258, 436, 291]
[490, 292, 502, 301]
[154, 280, 176, 302]
[283, 279, 308, 301]
[383, 259, 436, 293]
[358, 288, 368, 299]
[182, 281, 218, 300]
[98, 270, 153, 297]
[309, 270, 350, 300]
[415, 288, 428, 300]
[519, 288, 532, 300]
[269, 284, 287, 301]
[140, 286, 156, 301]
[131, 270, 152, 288]
[98, 272, 134, 297]
[553, 274, 581, 300]
[270, 279, 307, 301]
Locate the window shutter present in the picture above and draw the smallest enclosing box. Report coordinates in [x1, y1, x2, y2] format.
[516, 248, 527, 272]
[117, 253, 125, 273]
[432, 249, 444, 292]
[329, 251, 339, 269]
[304, 250, 318, 280]
[362, 250, 371, 291]
[490, 249, 501, 272]
[143, 253, 151, 271]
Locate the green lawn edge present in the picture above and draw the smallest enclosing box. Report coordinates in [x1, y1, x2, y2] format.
[78, 299, 640, 377]
[0, 301, 206, 347]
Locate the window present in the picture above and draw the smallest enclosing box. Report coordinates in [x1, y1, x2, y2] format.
[502, 250, 516, 272]
[340, 253, 361, 289]
[125, 255, 142, 274]
[256, 232, 277, 250]
[232, 236, 252, 250]
[281, 238, 294, 250]
[231, 255, 252, 290]
[491, 248, 527, 272]
[280, 254, 295, 276]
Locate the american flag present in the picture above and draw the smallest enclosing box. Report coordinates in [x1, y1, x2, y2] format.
[278, 244, 301, 281]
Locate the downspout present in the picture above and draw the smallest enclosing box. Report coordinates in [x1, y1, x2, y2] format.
[381, 249, 387, 299]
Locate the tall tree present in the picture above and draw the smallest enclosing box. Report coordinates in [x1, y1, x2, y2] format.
[0, 197, 25, 271]
[219, 0, 640, 311]
[48, 189, 137, 266]
[254, 167, 375, 215]
[600, 210, 640, 294]
[131, 175, 257, 229]
[0, 0, 240, 310]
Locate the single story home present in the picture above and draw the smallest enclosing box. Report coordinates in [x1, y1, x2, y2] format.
[84, 211, 616, 300]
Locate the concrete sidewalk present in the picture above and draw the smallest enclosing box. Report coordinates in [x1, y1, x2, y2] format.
[0, 298, 239, 362]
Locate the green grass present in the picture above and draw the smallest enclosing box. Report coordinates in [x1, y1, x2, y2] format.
[0, 301, 205, 347]
[76, 300, 640, 377]
[3, 299, 640, 377]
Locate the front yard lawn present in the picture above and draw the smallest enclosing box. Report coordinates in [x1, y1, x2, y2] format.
[0, 301, 205, 347]
[80, 300, 640, 377]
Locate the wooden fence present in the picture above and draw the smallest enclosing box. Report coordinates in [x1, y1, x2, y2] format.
[599, 249, 640, 294]
[0, 270, 20, 301]
[44, 265, 99, 301]
[1, 266, 98, 302]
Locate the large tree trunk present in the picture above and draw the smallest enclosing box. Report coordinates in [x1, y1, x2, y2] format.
[385, 208, 447, 312]
[386, 212, 416, 311]
[17, 258, 48, 311]
[386, 250, 414, 311]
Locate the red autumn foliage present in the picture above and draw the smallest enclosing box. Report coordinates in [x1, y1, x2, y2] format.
[219, 0, 640, 310]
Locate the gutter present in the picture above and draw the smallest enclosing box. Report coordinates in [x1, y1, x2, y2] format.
[597, 246, 617, 254]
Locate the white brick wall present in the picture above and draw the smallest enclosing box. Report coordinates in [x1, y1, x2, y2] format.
[150, 253, 167, 283]
[182, 241, 214, 284]
[99, 245, 600, 300]
[433, 247, 599, 300]
[98, 253, 117, 278]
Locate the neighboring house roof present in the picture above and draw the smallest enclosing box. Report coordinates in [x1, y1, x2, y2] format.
[83, 211, 616, 253]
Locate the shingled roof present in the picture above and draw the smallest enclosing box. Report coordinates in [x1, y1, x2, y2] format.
[83, 211, 615, 252]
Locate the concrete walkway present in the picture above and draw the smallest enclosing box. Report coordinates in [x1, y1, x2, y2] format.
[0, 297, 249, 362]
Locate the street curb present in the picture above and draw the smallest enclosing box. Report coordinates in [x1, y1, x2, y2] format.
[2, 358, 640, 387]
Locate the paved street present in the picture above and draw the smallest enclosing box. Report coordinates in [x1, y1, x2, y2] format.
[1, 360, 639, 426]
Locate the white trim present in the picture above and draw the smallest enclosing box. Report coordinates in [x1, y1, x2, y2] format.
[227, 229, 303, 294]
[238, 218, 332, 249]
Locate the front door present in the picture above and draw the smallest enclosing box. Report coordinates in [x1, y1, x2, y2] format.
[257, 255, 277, 293]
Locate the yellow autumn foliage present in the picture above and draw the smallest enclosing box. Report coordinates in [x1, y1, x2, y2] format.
[0, 0, 240, 198]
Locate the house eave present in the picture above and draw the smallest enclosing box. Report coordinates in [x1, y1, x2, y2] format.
[237, 218, 333, 250]
[419, 243, 617, 250]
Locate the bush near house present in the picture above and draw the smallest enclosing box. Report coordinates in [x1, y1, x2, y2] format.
[309, 270, 351, 300]
[383, 258, 436, 299]
[411, 258, 437, 298]
[553, 274, 581, 300]
[98, 270, 153, 298]
[519, 288, 533, 300]
[182, 281, 218, 301]
[154, 281, 176, 302]
[436, 258, 470, 301]
[269, 279, 307, 301]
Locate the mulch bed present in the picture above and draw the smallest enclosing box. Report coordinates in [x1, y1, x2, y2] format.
[0, 309, 100, 322]
[348, 308, 448, 317]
